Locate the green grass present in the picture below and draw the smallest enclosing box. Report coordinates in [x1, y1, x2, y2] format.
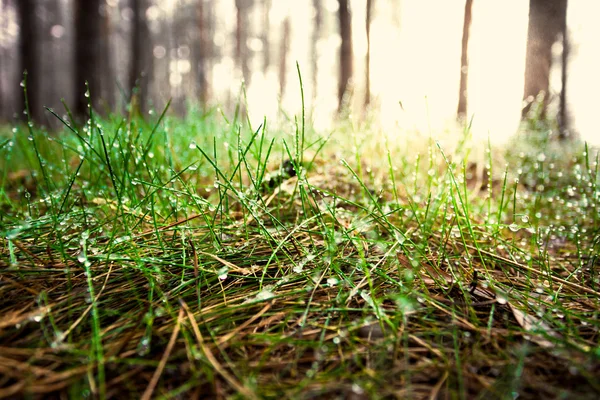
[1, 85, 599, 399]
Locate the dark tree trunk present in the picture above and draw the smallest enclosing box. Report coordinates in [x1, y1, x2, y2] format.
[130, 0, 153, 116]
[74, 0, 112, 118]
[196, 0, 210, 104]
[558, 7, 569, 137]
[364, 0, 374, 109]
[16, 0, 41, 122]
[261, 0, 271, 73]
[150, 14, 167, 114]
[337, 0, 353, 113]
[278, 16, 290, 98]
[38, 0, 69, 128]
[311, 0, 322, 104]
[171, 6, 188, 116]
[53, 0, 73, 109]
[0, 0, 4, 119]
[522, 0, 568, 119]
[457, 0, 473, 120]
[235, 0, 252, 85]
[0, 0, 5, 122]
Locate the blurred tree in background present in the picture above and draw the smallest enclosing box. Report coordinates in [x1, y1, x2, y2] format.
[0, 0, 588, 142]
[522, 0, 568, 129]
[16, 0, 39, 121]
[457, 0, 473, 121]
[129, 0, 153, 116]
[74, 0, 113, 117]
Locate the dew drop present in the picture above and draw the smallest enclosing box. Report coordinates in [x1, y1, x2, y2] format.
[137, 336, 150, 356]
[496, 291, 508, 305]
[255, 289, 275, 301]
[217, 267, 228, 280]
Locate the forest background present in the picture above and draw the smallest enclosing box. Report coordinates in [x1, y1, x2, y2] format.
[1, 0, 598, 144]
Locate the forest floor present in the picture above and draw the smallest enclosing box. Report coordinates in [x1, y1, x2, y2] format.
[0, 104, 599, 399]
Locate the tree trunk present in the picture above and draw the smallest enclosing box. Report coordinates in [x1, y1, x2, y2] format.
[0, 0, 4, 119]
[130, 0, 153, 116]
[171, 6, 188, 116]
[53, 0, 73, 113]
[196, 0, 210, 104]
[278, 16, 290, 99]
[522, 0, 568, 119]
[457, 0, 473, 120]
[74, 0, 112, 118]
[16, 0, 41, 122]
[558, 6, 569, 137]
[311, 0, 322, 105]
[150, 7, 171, 114]
[337, 0, 353, 113]
[235, 0, 252, 85]
[364, 0, 374, 109]
[261, 0, 271, 73]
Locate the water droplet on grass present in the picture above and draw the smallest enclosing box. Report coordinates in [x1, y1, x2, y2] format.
[31, 314, 43, 323]
[395, 231, 406, 244]
[496, 291, 508, 305]
[114, 235, 130, 244]
[137, 336, 150, 356]
[217, 267, 228, 280]
[351, 383, 365, 395]
[255, 289, 275, 301]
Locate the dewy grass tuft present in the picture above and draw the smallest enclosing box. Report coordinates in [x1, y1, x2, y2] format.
[0, 76, 599, 399]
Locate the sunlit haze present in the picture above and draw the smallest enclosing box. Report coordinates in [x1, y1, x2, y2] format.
[238, 0, 600, 146]
[1, 0, 598, 146]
